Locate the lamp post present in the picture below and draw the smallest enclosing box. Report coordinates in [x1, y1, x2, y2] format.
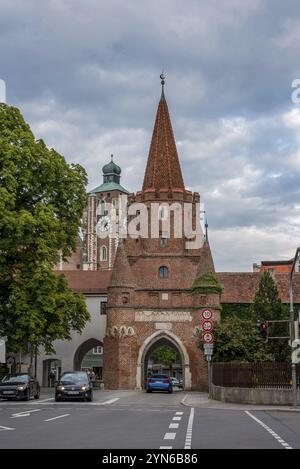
[289, 247, 300, 408]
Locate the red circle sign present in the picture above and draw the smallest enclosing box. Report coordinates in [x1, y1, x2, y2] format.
[200, 309, 213, 320]
[202, 320, 213, 332]
[202, 332, 214, 344]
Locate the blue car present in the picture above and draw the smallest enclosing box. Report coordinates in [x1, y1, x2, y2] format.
[146, 374, 173, 393]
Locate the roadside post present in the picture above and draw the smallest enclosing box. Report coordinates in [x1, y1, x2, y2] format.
[289, 247, 300, 408]
[199, 309, 214, 399]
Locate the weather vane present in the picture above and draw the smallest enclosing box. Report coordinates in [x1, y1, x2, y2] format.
[160, 71, 166, 86]
[160, 71, 166, 99]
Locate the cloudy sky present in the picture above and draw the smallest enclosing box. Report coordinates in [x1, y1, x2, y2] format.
[1, 0, 300, 271]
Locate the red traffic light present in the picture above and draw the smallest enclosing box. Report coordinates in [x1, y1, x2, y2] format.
[260, 322, 268, 330]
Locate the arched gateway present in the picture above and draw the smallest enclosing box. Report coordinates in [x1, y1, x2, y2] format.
[136, 330, 191, 390]
[103, 79, 221, 391]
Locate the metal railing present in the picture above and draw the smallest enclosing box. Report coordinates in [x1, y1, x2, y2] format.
[212, 362, 300, 389]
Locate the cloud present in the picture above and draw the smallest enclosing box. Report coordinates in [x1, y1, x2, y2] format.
[1, 0, 300, 271]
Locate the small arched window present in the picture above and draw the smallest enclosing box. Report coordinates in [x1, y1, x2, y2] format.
[100, 245, 107, 261]
[159, 266, 169, 279]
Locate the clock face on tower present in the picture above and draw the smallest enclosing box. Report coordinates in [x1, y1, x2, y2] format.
[96, 215, 111, 237]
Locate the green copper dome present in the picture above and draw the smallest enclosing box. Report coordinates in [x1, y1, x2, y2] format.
[89, 154, 129, 195]
[102, 155, 121, 175]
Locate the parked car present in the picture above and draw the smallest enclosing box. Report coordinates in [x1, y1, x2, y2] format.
[55, 371, 93, 402]
[146, 374, 173, 393]
[0, 373, 40, 401]
[170, 377, 180, 387]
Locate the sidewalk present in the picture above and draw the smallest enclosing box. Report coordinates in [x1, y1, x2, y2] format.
[181, 392, 300, 412]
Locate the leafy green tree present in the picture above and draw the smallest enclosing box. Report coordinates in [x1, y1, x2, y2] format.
[201, 272, 291, 363]
[0, 103, 90, 355]
[206, 316, 274, 363]
[151, 346, 179, 371]
[252, 271, 290, 362]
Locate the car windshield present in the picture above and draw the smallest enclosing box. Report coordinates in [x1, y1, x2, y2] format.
[60, 372, 89, 385]
[1, 374, 29, 384]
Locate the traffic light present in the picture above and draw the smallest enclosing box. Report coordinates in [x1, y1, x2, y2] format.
[257, 322, 268, 341]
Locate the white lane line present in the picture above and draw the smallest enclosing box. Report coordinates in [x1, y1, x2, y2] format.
[172, 416, 182, 421]
[44, 414, 70, 422]
[159, 446, 172, 449]
[164, 433, 176, 440]
[169, 423, 179, 429]
[245, 411, 293, 450]
[10, 409, 41, 419]
[0, 426, 15, 431]
[175, 412, 183, 415]
[184, 407, 194, 450]
[100, 398, 120, 405]
[31, 398, 54, 404]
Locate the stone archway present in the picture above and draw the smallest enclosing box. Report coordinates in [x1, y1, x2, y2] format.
[73, 338, 103, 371]
[136, 330, 191, 390]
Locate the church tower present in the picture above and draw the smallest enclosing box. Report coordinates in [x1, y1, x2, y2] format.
[83, 155, 129, 271]
[103, 77, 221, 391]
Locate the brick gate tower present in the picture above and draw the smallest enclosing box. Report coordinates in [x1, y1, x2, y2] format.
[103, 77, 221, 391]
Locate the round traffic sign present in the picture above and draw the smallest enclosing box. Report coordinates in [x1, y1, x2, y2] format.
[202, 332, 214, 344]
[202, 320, 213, 332]
[200, 309, 213, 320]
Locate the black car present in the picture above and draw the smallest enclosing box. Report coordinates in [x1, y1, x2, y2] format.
[55, 371, 93, 402]
[0, 373, 40, 400]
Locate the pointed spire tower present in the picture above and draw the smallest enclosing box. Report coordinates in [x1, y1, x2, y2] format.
[110, 240, 136, 289]
[142, 73, 185, 195]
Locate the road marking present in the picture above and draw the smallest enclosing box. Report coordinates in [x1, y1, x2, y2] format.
[100, 398, 120, 405]
[175, 412, 183, 415]
[164, 433, 176, 440]
[31, 398, 54, 404]
[245, 411, 293, 450]
[159, 446, 172, 449]
[169, 423, 179, 429]
[44, 414, 70, 422]
[0, 426, 15, 431]
[10, 409, 41, 418]
[172, 416, 181, 421]
[184, 407, 194, 449]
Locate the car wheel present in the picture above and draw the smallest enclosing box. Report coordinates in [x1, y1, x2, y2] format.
[146, 389, 152, 393]
[168, 389, 173, 394]
[86, 393, 93, 402]
[55, 395, 61, 402]
[24, 391, 31, 401]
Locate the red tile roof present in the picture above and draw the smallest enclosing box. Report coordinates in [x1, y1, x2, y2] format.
[54, 270, 111, 294]
[142, 94, 185, 193]
[217, 272, 300, 304]
[55, 270, 300, 304]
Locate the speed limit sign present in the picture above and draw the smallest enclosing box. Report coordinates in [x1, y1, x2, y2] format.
[202, 332, 214, 344]
[202, 320, 213, 332]
[201, 309, 213, 320]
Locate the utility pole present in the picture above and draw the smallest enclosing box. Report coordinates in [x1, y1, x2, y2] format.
[290, 247, 300, 408]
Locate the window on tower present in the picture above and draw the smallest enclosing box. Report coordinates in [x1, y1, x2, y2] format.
[159, 266, 169, 278]
[100, 245, 107, 261]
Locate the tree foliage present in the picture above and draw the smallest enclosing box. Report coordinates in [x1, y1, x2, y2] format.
[252, 271, 290, 362]
[200, 272, 290, 363]
[151, 346, 179, 369]
[207, 316, 274, 362]
[0, 104, 90, 354]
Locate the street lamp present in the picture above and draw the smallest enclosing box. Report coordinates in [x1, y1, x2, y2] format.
[289, 247, 300, 408]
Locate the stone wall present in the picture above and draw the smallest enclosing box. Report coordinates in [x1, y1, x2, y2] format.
[212, 384, 300, 405]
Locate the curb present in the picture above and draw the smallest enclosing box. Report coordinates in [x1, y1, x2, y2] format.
[180, 394, 300, 412]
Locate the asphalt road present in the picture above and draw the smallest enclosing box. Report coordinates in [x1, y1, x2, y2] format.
[0, 389, 299, 449]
